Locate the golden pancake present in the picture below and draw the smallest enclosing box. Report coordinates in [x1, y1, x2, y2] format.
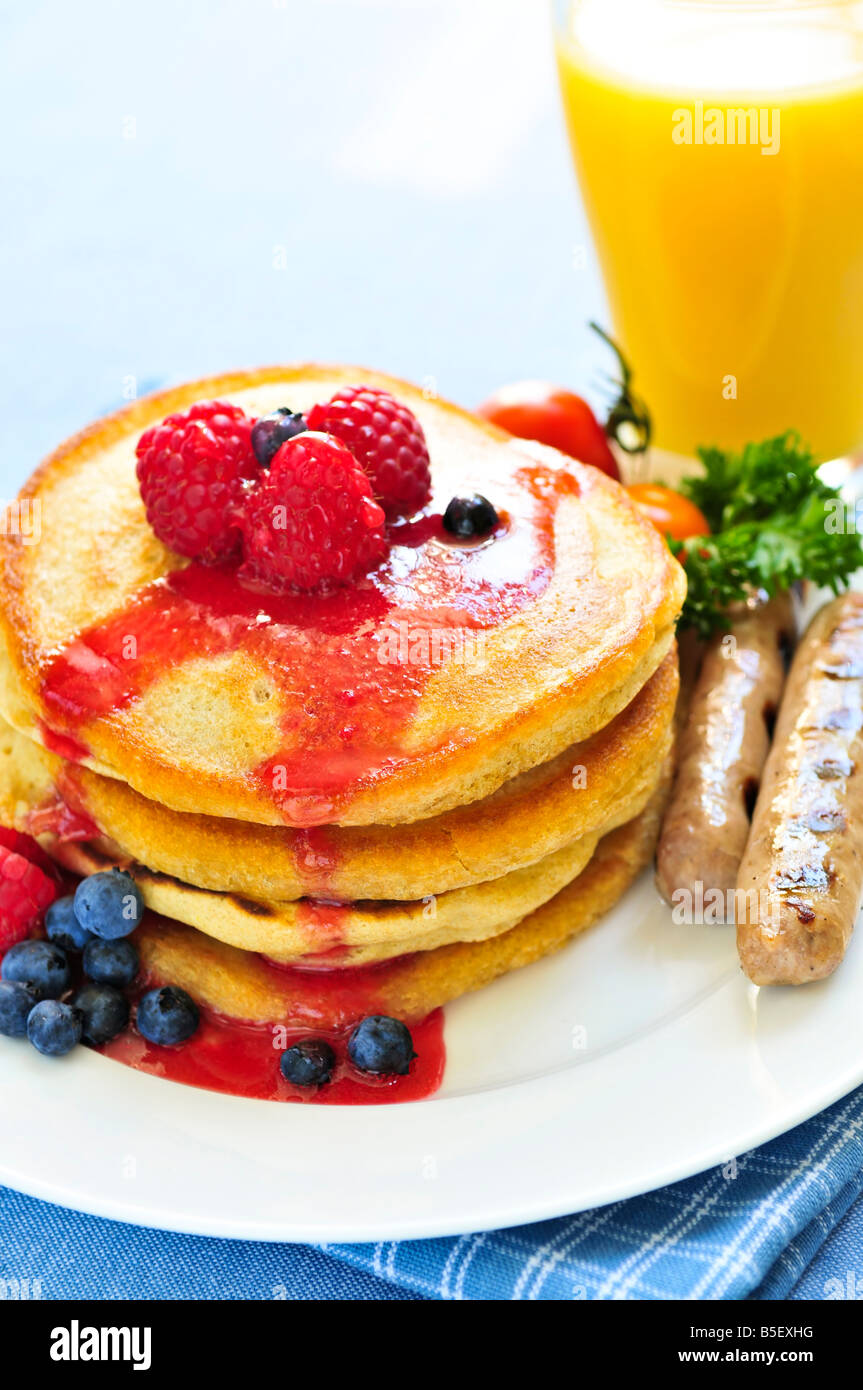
[46, 830, 603, 967]
[133, 769, 669, 1028]
[0, 649, 677, 900]
[0, 710, 666, 965]
[0, 366, 684, 828]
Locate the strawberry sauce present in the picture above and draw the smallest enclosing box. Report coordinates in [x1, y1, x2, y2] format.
[25, 794, 99, 843]
[24, 462, 578, 1102]
[294, 897, 350, 948]
[38, 465, 574, 826]
[37, 720, 90, 764]
[99, 1004, 445, 1105]
[292, 827, 344, 895]
[0, 907, 447, 1104]
[102, 937, 446, 1104]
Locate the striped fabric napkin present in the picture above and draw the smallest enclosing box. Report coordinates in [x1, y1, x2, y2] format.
[323, 1086, 863, 1300]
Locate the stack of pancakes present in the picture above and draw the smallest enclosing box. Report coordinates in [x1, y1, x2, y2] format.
[0, 368, 685, 1028]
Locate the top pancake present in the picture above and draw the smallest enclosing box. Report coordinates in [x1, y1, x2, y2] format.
[0, 366, 685, 827]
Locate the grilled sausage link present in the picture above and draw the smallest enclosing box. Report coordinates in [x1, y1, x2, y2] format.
[737, 591, 863, 984]
[655, 592, 792, 906]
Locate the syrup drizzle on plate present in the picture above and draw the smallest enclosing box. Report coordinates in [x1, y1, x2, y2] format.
[100, 990, 446, 1106]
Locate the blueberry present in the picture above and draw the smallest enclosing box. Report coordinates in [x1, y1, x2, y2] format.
[347, 1015, 416, 1076]
[83, 937, 139, 988]
[72, 983, 130, 1045]
[26, 999, 82, 1056]
[280, 1038, 336, 1087]
[442, 494, 500, 539]
[46, 895, 93, 952]
[0, 979, 39, 1037]
[73, 869, 144, 940]
[136, 985, 199, 1046]
[251, 409, 307, 467]
[1, 939, 70, 1000]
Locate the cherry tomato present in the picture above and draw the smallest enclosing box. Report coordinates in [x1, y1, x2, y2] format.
[477, 381, 620, 480]
[626, 483, 709, 541]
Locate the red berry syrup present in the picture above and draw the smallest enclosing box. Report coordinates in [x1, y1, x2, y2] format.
[38, 465, 576, 826]
[100, 946, 446, 1105]
[30, 462, 580, 1101]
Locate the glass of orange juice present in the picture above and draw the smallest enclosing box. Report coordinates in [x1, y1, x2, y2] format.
[554, 0, 863, 462]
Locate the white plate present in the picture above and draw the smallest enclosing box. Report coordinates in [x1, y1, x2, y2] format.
[5, 470, 862, 1244]
[3, 869, 862, 1243]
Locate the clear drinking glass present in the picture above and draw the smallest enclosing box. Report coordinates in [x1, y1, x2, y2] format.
[554, 0, 863, 462]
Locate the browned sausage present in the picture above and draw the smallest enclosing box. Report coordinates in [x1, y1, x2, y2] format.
[737, 591, 863, 984]
[655, 592, 792, 906]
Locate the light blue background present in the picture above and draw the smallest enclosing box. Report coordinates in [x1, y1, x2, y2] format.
[1, 0, 606, 485]
[1, 0, 861, 1300]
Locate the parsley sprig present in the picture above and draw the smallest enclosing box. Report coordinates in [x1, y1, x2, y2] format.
[671, 431, 863, 638]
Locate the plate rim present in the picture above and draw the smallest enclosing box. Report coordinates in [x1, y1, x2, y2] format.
[2, 955, 862, 1244]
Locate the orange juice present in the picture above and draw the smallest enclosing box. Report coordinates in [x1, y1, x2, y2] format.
[555, 0, 863, 460]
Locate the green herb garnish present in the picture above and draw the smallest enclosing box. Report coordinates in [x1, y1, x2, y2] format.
[672, 431, 863, 638]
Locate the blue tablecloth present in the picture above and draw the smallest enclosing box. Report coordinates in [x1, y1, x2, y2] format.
[2, 0, 862, 1300]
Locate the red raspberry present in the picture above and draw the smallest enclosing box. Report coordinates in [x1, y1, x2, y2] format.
[307, 386, 431, 519]
[239, 432, 388, 591]
[0, 845, 58, 953]
[0, 826, 59, 879]
[135, 401, 256, 562]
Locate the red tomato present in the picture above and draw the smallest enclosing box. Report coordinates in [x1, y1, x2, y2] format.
[626, 483, 709, 541]
[477, 381, 620, 480]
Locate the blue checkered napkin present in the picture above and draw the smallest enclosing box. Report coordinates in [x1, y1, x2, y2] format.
[0, 1187, 424, 1301]
[323, 1085, 863, 1300]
